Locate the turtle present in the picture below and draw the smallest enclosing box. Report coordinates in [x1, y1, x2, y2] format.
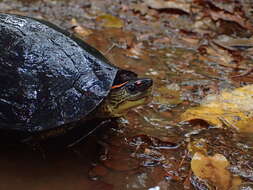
[0, 13, 152, 142]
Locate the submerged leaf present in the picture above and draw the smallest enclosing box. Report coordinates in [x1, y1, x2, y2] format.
[96, 14, 124, 28]
[187, 138, 208, 156]
[181, 85, 253, 132]
[154, 86, 182, 105]
[191, 152, 240, 190]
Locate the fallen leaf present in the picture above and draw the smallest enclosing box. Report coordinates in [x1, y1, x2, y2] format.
[71, 18, 93, 37]
[154, 86, 182, 105]
[209, 10, 253, 31]
[125, 42, 143, 59]
[205, 0, 235, 13]
[213, 35, 253, 51]
[204, 45, 235, 68]
[96, 14, 124, 28]
[181, 85, 253, 132]
[241, 0, 253, 24]
[191, 152, 241, 190]
[101, 145, 139, 171]
[187, 138, 208, 155]
[89, 165, 108, 178]
[144, 0, 191, 14]
[129, 2, 149, 15]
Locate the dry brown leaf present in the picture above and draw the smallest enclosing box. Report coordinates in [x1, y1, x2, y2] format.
[209, 10, 253, 31]
[144, 0, 191, 14]
[241, 0, 253, 24]
[125, 42, 143, 59]
[213, 35, 253, 51]
[205, 0, 235, 13]
[129, 3, 149, 15]
[205, 45, 234, 68]
[71, 18, 93, 37]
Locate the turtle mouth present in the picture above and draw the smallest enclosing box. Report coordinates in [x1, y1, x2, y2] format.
[106, 78, 153, 117]
[128, 88, 152, 102]
[114, 91, 152, 116]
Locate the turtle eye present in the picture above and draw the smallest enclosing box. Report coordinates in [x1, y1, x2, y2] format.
[127, 84, 136, 93]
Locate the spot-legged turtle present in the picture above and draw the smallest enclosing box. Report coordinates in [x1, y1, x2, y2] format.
[0, 14, 152, 140]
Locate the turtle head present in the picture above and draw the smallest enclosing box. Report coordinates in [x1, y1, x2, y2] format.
[100, 78, 153, 117]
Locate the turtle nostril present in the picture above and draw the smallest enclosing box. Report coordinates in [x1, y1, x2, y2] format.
[141, 78, 153, 88]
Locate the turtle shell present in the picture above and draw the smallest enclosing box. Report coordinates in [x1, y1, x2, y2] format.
[0, 14, 121, 133]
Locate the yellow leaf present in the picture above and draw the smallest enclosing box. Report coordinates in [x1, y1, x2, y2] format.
[187, 138, 208, 156]
[96, 14, 124, 28]
[191, 152, 241, 190]
[181, 85, 253, 132]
